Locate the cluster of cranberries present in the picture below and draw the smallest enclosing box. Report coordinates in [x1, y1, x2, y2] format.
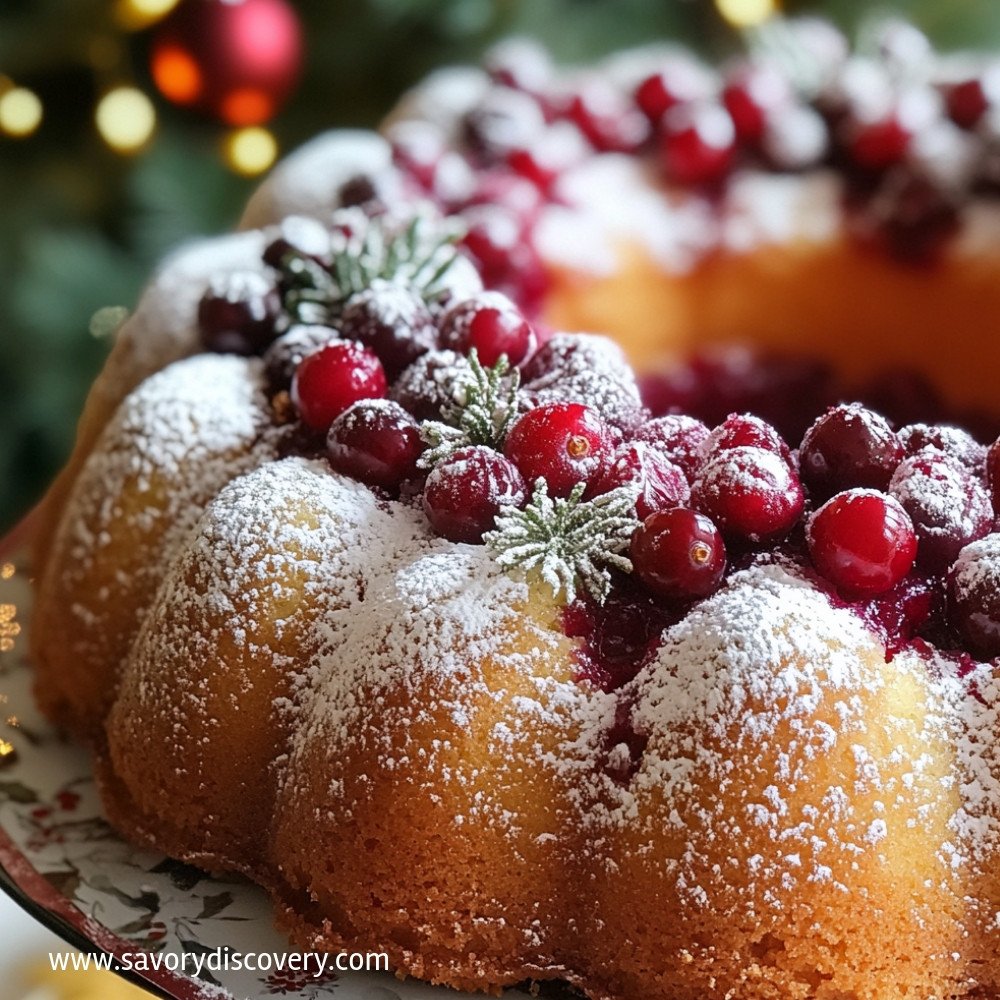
[380, 20, 1000, 273]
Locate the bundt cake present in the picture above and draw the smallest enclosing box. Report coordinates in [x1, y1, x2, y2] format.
[29, 16, 1000, 1000]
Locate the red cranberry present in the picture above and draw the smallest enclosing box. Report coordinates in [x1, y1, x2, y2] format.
[423, 446, 527, 543]
[565, 80, 650, 153]
[198, 271, 281, 355]
[989, 438, 1000, 513]
[848, 115, 912, 170]
[807, 489, 917, 597]
[339, 280, 438, 378]
[463, 87, 546, 162]
[634, 61, 710, 123]
[589, 443, 690, 520]
[506, 122, 589, 193]
[484, 38, 553, 95]
[691, 446, 804, 542]
[889, 452, 993, 573]
[388, 120, 448, 191]
[634, 415, 711, 480]
[327, 400, 424, 491]
[898, 424, 987, 476]
[390, 349, 466, 422]
[799, 403, 904, 500]
[263, 324, 342, 392]
[947, 67, 1000, 131]
[951, 534, 1000, 658]
[291, 341, 387, 432]
[661, 102, 737, 186]
[439, 292, 536, 368]
[701, 413, 791, 465]
[630, 508, 726, 601]
[722, 62, 793, 144]
[504, 402, 612, 497]
[262, 216, 330, 270]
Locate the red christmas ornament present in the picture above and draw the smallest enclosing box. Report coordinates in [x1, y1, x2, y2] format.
[151, 0, 303, 126]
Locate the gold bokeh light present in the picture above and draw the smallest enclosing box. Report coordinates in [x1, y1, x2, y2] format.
[224, 126, 278, 176]
[95, 86, 156, 153]
[716, 0, 778, 29]
[0, 87, 43, 138]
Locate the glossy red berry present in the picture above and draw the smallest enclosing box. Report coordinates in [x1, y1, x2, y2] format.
[439, 292, 536, 368]
[947, 68, 1000, 129]
[339, 280, 438, 378]
[889, 452, 993, 573]
[799, 403, 904, 500]
[722, 62, 792, 143]
[423, 446, 527, 543]
[634, 415, 711, 479]
[504, 402, 612, 497]
[291, 341, 387, 432]
[807, 489, 917, 597]
[661, 102, 736, 186]
[263, 325, 341, 392]
[198, 271, 281, 355]
[691, 446, 804, 541]
[589, 442, 689, 520]
[701, 413, 791, 465]
[848, 114, 912, 170]
[950, 534, 1000, 658]
[327, 399, 424, 492]
[631, 508, 726, 600]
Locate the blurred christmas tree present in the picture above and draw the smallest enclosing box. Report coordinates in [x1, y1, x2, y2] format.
[1, 0, 999, 532]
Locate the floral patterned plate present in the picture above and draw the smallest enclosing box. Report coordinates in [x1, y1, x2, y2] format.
[0, 519, 539, 1000]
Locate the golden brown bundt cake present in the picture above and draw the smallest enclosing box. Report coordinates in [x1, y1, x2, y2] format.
[29, 16, 1000, 1000]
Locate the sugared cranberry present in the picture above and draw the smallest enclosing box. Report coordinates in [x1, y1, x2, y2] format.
[423, 446, 527, 543]
[589, 443, 689, 520]
[700, 413, 791, 465]
[691, 446, 804, 542]
[504, 402, 612, 497]
[390, 350, 466, 422]
[634, 415, 711, 480]
[634, 61, 711, 123]
[262, 216, 330, 270]
[439, 292, 536, 368]
[868, 171, 960, 264]
[327, 399, 424, 491]
[565, 80, 650, 153]
[484, 38, 553, 94]
[807, 489, 916, 597]
[660, 102, 737, 186]
[263, 324, 341, 392]
[762, 103, 830, 170]
[198, 271, 281, 355]
[848, 114, 912, 170]
[799, 403, 903, 500]
[630, 508, 726, 601]
[722, 62, 793, 144]
[388, 120, 448, 191]
[291, 341, 387, 432]
[951, 534, 1000, 658]
[339, 280, 438, 378]
[898, 423, 987, 475]
[989, 438, 1000, 513]
[463, 87, 546, 162]
[889, 452, 993, 573]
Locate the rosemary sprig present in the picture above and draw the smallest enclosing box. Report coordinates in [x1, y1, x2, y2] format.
[485, 479, 641, 605]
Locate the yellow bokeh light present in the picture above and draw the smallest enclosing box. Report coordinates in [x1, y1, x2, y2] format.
[115, 0, 181, 31]
[95, 87, 156, 153]
[224, 126, 278, 177]
[0, 87, 43, 138]
[716, 0, 778, 29]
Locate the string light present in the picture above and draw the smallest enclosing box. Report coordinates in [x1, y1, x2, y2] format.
[716, 0, 779, 29]
[223, 125, 278, 176]
[0, 87, 43, 138]
[95, 86, 157, 153]
[115, 0, 181, 31]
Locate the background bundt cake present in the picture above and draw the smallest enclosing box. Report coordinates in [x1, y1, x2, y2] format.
[28, 17, 1000, 1000]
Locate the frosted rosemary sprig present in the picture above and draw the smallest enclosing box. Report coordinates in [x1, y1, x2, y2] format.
[279, 214, 460, 324]
[485, 479, 641, 605]
[419, 351, 521, 468]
